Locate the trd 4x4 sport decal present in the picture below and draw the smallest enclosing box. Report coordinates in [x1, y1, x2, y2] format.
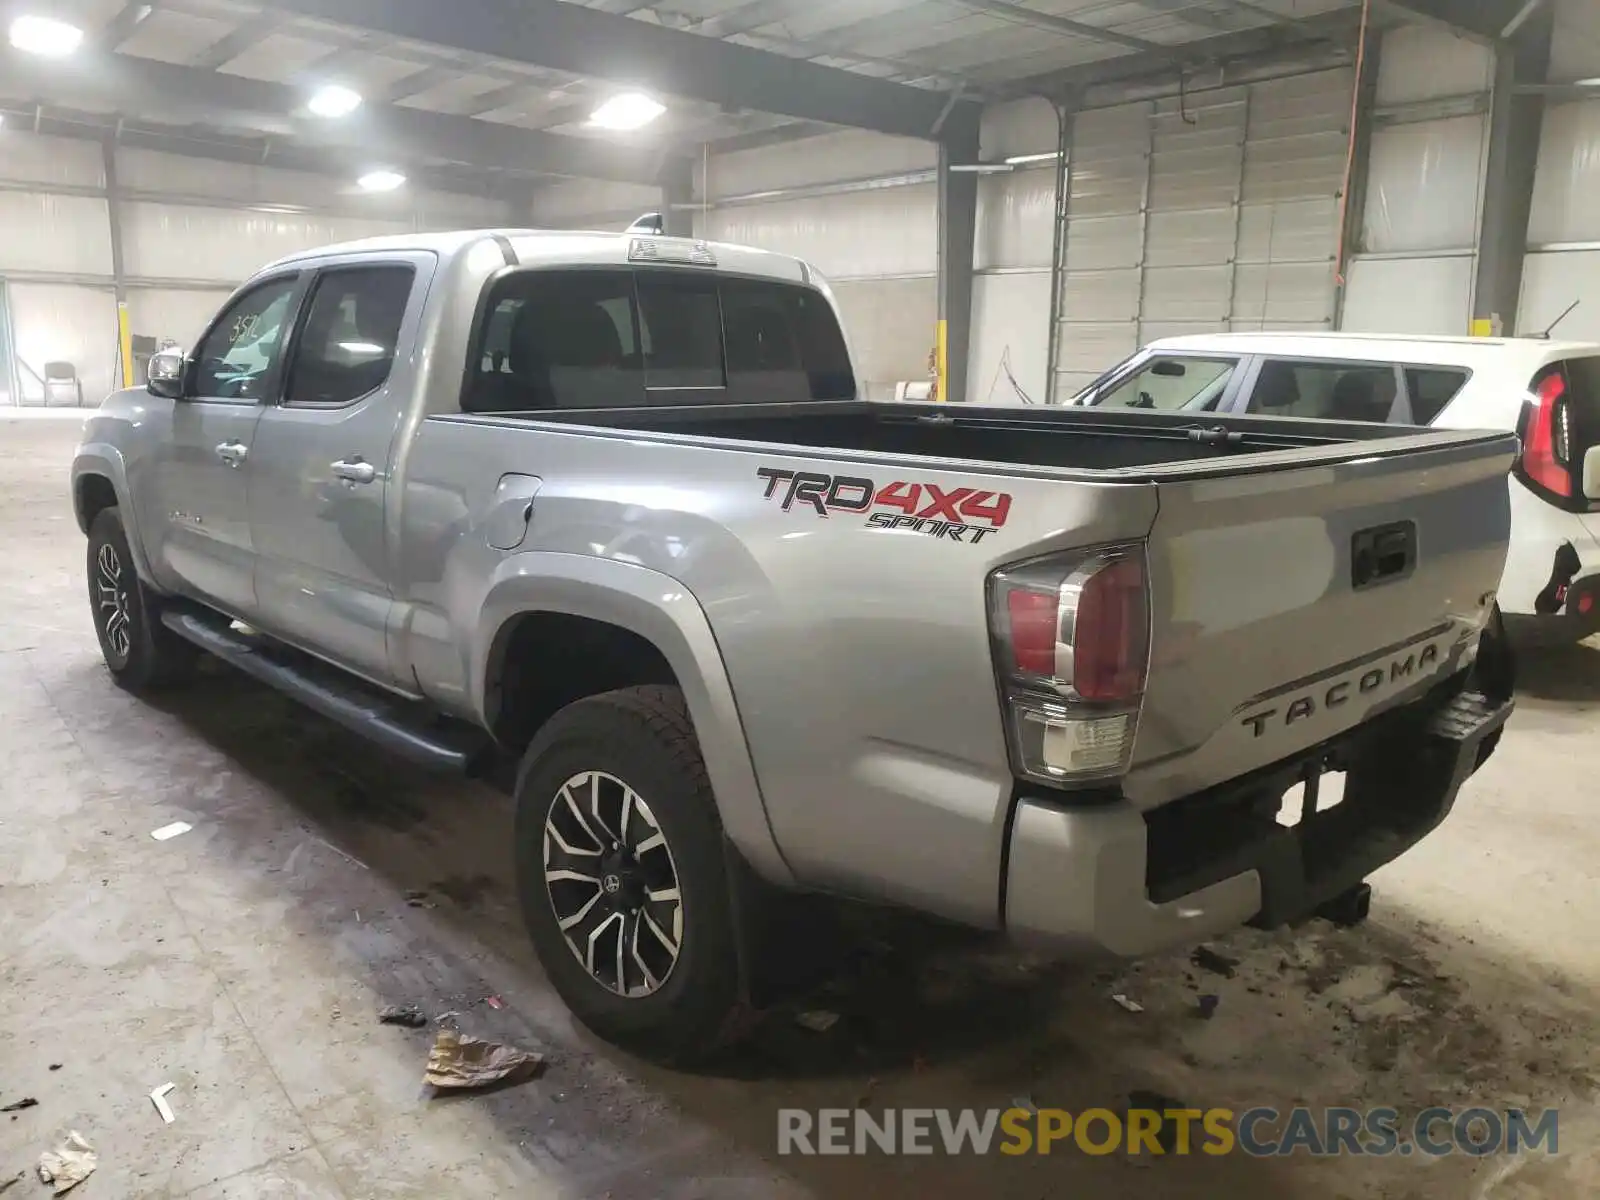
[756, 467, 1011, 544]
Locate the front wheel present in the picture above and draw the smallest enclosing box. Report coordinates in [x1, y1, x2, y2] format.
[513, 685, 741, 1065]
[86, 507, 197, 691]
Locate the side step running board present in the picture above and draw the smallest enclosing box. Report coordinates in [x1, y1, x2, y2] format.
[161, 607, 488, 772]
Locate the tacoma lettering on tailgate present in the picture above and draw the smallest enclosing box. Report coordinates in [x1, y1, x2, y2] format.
[1238, 642, 1444, 738]
[756, 467, 1011, 544]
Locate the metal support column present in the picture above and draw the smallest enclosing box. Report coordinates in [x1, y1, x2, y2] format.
[1472, 5, 1553, 335]
[1043, 102, 1075, 406]
[937, 109, 979, 403]
[101, 135, 134, 390]
[1333, 19, 1381, 330]
[1132, 103, 1157, 349]
[660, 156, 695, 239]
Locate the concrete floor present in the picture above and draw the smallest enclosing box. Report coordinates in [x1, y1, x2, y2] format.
[2, 413, 1598, 1198]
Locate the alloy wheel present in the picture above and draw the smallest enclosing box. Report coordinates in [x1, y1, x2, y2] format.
[95, 542, 133, 660]
[543, 770, 684, 997]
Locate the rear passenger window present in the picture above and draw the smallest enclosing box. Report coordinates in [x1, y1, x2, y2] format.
[723, 278, 854, 402]
[466, 269, 643, 412]
[285, 265, 414, 406]
[1404, 368, 1470, 424]
[1246, 360, 1399, 423]
[636, 272, 724, 392]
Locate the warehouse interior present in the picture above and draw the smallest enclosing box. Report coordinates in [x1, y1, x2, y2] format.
[4, 0, 1600, 1196]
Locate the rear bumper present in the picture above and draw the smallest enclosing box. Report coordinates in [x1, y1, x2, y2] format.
[1003, 676, 1511, 957]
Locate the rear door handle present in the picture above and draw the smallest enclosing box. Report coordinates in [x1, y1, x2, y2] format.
[215, 441, 248, 466]
[331, 458, 377, 485]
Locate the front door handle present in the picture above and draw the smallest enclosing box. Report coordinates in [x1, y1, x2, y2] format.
[215, 441, 248, 467]
[331, 458, 377, 485]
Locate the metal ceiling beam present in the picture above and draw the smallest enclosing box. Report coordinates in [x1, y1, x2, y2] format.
[190, 13, 280, 68]
[262, 0, 972, 140]
[1380, 0, 1535, 42]
[0, 44, 675, 184]
[0, 100, 524, 198]
[942, 0, 1163, 51]
[1004, 7, 1362, 96]
[95, 3, 158, 51]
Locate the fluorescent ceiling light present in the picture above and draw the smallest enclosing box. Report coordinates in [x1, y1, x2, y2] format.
[588, 92, 665, 131]
[308, 84, 363, 118]
[9, 15, 84, 57]
[357, 169, 405, 192]
[337, 341, 386, 354]
[1005, 150, 1063, 165]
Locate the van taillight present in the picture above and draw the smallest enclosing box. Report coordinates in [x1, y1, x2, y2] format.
[989, 547, 1150, 787]
[1520, 371, 1573, 499]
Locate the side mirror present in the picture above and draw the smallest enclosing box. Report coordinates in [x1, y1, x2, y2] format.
[147, 348, 187, 400]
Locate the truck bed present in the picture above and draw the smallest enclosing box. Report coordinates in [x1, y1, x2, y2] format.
[524, 399, 1475, 475]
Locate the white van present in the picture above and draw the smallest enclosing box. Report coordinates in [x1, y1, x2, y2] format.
[1077, 332, 1600, 642]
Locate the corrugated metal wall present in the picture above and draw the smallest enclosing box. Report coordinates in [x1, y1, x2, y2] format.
[1340, 23, 1492, 335]
[1518, 0, 1600, 340]
[0, 131, 510, 405]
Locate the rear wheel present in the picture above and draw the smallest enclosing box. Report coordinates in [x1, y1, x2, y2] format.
[86, 507, 197, 691]
[513, 685, 741, 1064]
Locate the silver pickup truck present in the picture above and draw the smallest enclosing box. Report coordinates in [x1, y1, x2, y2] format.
[73, 227, 1516, 1062]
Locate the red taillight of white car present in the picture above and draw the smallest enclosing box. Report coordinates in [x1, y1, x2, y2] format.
[988, 545, 1150, 787]
[1519, 369, 1573, 499]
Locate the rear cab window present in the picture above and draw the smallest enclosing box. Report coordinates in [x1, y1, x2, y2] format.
[1084, 354, 1240, 411]
[464, 267, 855, 413]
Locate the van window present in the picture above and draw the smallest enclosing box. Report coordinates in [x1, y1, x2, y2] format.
[1092, 355, 1238, 411]
[464, 268, 854, 411]
[1245, 360, 1399, 423]
[1404, 367, 1470, 424]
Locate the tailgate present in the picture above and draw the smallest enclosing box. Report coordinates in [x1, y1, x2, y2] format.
[1123, 430, 1517, 809]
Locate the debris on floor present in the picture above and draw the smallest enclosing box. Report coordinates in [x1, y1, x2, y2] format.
[47, 1065, 61, 1072]
[484, 996, 504, 1010]
[0, 1098, 37, 1113]
[1190, 946, 1239, 978]
[150, 821, 192, 841]
[378, 1005, 429, 1028]
[37, 1131, 96, 1195]
[404, 889, 432, 908]
[1110, 993, 1145, 1014]
[149, 1083, 176, 1124]
[1195, 994, 1220, 1020]
[424, 1029, 545, 1093]
[794, 1009, 840, 1033]
[0, 1170, 22, 1195]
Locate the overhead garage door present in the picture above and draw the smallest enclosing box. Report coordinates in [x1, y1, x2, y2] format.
[1053, 68, 1353, 397]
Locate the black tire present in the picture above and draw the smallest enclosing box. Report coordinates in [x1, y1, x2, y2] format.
[86, 507, 197, 692]
[513, 685, 741, 1065]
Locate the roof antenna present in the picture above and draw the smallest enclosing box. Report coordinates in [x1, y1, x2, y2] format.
[1536, 298, 1581, 340]
[626, 212, 665, 235]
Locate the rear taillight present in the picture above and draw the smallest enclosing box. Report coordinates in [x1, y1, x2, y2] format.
[989, 545, 1150, 787]
[1519, 370, 1573, 499]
